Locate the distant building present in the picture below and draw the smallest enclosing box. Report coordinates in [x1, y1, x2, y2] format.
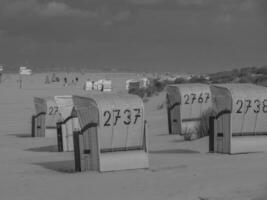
[19, 66, 32, 75]
[126, 77, 150, 91]
[126, 79, 141, 90]
[95, 79, 112, 92]
[84, 79, 112, 92]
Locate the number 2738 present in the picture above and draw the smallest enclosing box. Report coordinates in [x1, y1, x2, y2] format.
[236, 99, 267, 114]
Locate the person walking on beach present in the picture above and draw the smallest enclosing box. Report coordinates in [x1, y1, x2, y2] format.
[63, 77, 67, 87]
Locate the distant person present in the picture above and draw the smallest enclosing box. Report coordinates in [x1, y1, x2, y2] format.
[18, 78, 22, 89]
[45, 75, 50, 84]
[75, 77, 79, 83]
[51, 73, 57, 82]
[92, 81, 94, 90]
[63, 77, 67, 86]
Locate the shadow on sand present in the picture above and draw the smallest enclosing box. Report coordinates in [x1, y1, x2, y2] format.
[156, 133, 171, 136]
[150, 149, 200, 154]
[33, 160, 75, 173]
[171, 139, 186, 143]
[9, 133, 32, 138]
[26, 145, 58, 152]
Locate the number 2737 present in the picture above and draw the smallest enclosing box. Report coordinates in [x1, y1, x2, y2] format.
[103, 108, 141, 126]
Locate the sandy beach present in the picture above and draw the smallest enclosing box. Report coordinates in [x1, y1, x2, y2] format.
[0, 72, 267, 200]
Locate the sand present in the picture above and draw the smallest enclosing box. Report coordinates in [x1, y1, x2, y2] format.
[0, 72, 267, 200]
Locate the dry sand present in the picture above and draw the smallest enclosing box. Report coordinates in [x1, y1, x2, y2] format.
[0, 72, 267, 200]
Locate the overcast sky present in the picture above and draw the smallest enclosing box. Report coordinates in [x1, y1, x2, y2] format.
[0, 0, 266, 73]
